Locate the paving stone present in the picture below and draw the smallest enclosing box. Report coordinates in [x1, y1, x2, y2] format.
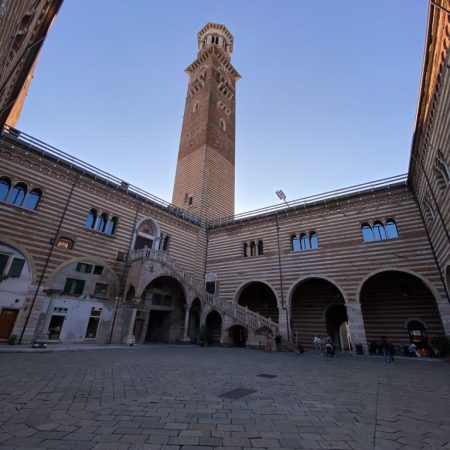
[0, 347, 448, 450]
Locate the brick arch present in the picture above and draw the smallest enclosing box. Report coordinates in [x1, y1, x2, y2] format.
[0, 237, 36, 283]
[286, 275, 348, 306]
[289, 276, 347, 349]
[356, 267, 442, 304]
[234, 280, 279, 323]
[140, 274, 187, 304]
[46, 257, 120, 292]
[359, 269, 445, 346]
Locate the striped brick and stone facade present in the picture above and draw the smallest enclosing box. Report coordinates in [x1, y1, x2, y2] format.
[0, 16, 449, 353]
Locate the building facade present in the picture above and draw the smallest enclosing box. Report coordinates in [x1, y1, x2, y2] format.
[0, 13, 449, 352]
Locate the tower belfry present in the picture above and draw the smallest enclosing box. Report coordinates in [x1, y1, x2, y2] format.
[172, 23, 240, 221]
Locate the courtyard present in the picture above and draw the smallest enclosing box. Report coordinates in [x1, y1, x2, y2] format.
[0, 346, 449, 450]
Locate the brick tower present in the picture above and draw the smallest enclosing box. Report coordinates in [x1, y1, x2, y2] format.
[172, 23, 240, 221]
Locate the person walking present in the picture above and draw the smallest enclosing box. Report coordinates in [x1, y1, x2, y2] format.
[380, 337, 392, 362]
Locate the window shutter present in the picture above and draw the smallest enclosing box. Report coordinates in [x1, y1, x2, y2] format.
[74, 280, 85, 295]
[8, 258, 25, 277]
[0, 254, 8, 276]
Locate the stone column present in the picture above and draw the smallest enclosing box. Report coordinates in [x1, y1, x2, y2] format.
[436, 299, 450, 336]
[346, 303, 368, 354]
[180, 305, 191, 343]
[123, 306, 137, 345]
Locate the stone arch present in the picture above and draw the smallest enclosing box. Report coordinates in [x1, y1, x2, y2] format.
[359, 270, 445, 347]
[189, 298, 202, 342]
[140, 275, 187, 343]
[0, 238, 36, 283]
[136, 270, 187, 300]
[289, 276, 348, 350]
[286, 274, 348, 306]
[234, 280, 280, 322]
[131, 217, 161, 251]
[205, 309, 222, 344]
[46, 257, 120, 294]
[356, 267, 442, 305]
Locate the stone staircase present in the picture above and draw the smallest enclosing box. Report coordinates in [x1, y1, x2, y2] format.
[130, 248, 279, 337]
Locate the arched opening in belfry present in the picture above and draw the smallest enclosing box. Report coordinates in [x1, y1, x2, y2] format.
[228, 325, 248, 347]
[141, 276, 185, 343]
[290, 278, 347, 350]
[360, 270, 444, 348]
[205, 310, 222, 344]
[189, 298, 202, 342]
[237, 282, 278, 322]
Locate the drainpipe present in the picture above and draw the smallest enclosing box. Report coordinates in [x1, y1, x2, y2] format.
[275, 212, 290, 342]
[19, 174, 80, 344]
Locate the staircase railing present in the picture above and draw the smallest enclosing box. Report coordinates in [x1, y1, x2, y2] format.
[130, 248, 279, 335]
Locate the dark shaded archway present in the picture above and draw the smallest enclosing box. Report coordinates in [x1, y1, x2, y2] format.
[446, 265, 450, 292]
[237, 282, 278, 322]
[141, 276, 186, 343]
[189, 298, 201, 342]
[205, 310, 222, 344]
[291, 278, 346, 349]
[228, 325, 248, 347]
[360, 271, 444, 347]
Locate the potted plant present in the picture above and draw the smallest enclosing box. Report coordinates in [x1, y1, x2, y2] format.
[198, 325, 212, 347]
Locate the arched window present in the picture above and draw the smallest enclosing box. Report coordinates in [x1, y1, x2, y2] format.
[23, 188, 41, 210]
[106, 216, 118, 235]
[219, 118, 226, 131]
[257, 240, 264, 255]
[85, 209, 97, 229]
[435, 154, 450, 190]
[373, 221, 387, 240]
[193, 101, 200, 112]
[243, 242, 248, 257]
[96, 213, 108, 232]
[300, 234, 310, 251]
[291, 234, 300, 251]
[0, 177, 11, 201]
[7, 182, 27, 206]
[361, 223, 373, 242]
[310, 231, 319, 249]
[385, 219, 398, 239]
[250, 241, 256, 256]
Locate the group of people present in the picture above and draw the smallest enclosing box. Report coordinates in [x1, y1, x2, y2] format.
[313, 335, 335, 357]
[369, 338, 441, 360]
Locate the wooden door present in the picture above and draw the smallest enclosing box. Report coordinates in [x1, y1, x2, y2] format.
[0, 309, 18, 339]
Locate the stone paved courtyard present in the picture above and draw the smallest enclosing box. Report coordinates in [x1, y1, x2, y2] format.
[0, 346, 449, 450]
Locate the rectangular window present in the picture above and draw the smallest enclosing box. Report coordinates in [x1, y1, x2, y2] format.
[85, 308, 102, 338]
[93, 282, 109, 298]
[0, 253, 9, 276]
[63, 278, 85, 296]
[76, 262, 93, 273]
[8, 258, 25, 278]
[93, 265, 104, 275]
[152, 293, 162, 305]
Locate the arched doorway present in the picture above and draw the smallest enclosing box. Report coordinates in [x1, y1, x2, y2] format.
[141, 276, 186, 343]
[325, 304, 349, 351]
[205, 310, 222, 344]
[360, 271, 444, 347]
[290, 278, 347, 350]
[189, 298, 201, 342]
[228, 325, 248, 347]
[237, 282, 278, 322]
[133, 219, 159, 250]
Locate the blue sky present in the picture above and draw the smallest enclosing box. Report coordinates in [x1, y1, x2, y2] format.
[17, 1, 428, 213]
